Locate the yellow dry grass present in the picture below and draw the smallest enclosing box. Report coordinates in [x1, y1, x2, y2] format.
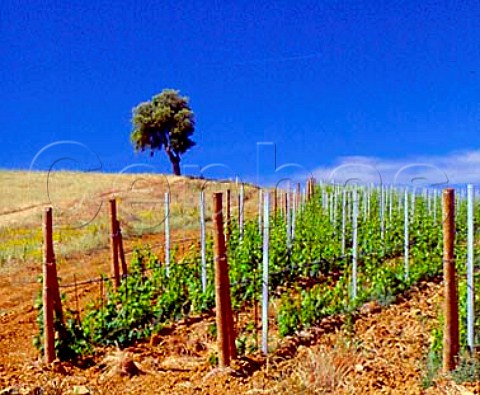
[0, 170, 261, 266]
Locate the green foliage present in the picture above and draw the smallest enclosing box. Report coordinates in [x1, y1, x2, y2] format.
[81, 247, 214, 348]
[421, 348, 442, 389]
[131, 89, 195, 175]
[278, 293, 301, 337]
[452, 354, 480, 383]
[227, 220, 262, 309]
[34, 277, 92, 361]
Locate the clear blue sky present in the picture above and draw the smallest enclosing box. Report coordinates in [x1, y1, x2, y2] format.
[1, 1, 479, 184]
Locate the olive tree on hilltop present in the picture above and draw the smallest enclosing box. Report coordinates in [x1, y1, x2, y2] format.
[130, 89, 195, 175]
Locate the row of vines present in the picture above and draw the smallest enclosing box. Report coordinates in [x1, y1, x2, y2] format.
[34, 184, 480, 367]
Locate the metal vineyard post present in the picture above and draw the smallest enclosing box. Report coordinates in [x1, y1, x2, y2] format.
[467, 184, 475, 353]
[262, 191, 270, 355]
[164, 192, 170, 277]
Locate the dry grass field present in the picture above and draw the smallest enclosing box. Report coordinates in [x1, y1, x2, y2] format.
[0, 170, 260, 271]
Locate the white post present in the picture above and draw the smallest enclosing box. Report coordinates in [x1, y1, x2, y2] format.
[467, 184, 475, 352]
[332, 187, 337, 232]
[258, 189, 263, 235]
[164, 192, 170, 277]
[388, 186, 393, 224]
[380, 186, 385, 242]
[347, 188, 352, 222]
[292, 189, 297, 241]
[427, 189, 431, 215]
[323, 190, 328, 213]
[239, 184, 244, 239]
[404, 189, 409, 280]
[363, 187, 367, 219]
[200, 191, 207, 293]
[433, 189, 437, 223]
[262, 192, 270, 355]
[367, 188, 371, 218]
[352, 188, 358, 300]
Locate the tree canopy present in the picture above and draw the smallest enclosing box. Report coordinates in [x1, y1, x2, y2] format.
[131, 89, 195, 175]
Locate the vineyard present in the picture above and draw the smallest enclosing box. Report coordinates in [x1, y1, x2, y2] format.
[1, 171, 480, 393]
[31, 179, 479, 390]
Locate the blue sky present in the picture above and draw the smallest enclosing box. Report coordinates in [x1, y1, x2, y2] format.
[1, 1, 479, 185]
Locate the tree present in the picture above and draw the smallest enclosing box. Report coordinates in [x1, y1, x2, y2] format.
[130, 89, 195, 176]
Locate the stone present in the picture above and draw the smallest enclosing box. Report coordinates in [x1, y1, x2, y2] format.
[70, 386, 90, 395]
[0, 387, 20, 395]
[120, 357, 140, 377]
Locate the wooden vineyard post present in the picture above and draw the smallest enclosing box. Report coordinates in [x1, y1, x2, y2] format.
[43, 207, 56, 363]
[442, 188, 459, 372]
[273, 187, 278, 217]
[200, 191, 207, 293]
[404, 189, 409, 280]
[341, 188, 347, 256]
[116, 219, 127, 277]
[286, 189, 292, 250]
[213, 193, 236, 367]
[225, 189, 231, 245]
[109, 199, 120, 289]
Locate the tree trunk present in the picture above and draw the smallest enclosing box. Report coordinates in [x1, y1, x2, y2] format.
[165, 147, 181, 176]
[172, 158, 181, 176]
